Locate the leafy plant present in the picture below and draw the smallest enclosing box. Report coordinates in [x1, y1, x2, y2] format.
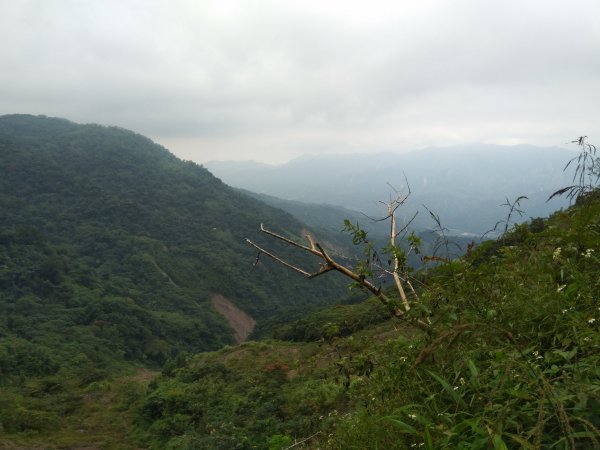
[548, 136, 599, 202]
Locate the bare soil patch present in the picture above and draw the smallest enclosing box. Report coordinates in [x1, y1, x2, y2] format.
[212, 294, 256, 344]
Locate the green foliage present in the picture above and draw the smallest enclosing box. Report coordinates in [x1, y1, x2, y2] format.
[2, 114, 598, 449]
[316, 192, 600, 449]
[271, 296, 390, 342]
[136, 189, 600, 449]
[549, 136, 600, 202]
[134, 340, 349, 449]
[0, 114, 349, 447]
[0, 114, 348, 366]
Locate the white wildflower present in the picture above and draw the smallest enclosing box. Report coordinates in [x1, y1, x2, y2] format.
[588, 318, 596, 324]
[582, 248, 594, 258]
[553, 247, 562, 260]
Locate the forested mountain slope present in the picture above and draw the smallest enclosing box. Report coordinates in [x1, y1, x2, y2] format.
[135, 189, 600, 450]
[1, 116, 597, 449]
[0, 114, 350, 370]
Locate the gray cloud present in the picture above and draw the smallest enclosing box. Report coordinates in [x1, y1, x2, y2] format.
[1, 0, 599, 162]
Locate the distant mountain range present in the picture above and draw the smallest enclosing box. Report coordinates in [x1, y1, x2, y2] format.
[206, 145, 574, 234]
[239, 188, 475, 268]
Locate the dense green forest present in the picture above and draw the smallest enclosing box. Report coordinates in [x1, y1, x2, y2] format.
[0, 114, 356, 445]
[0, 114, 352, 358]
[1, 115, 598, 449]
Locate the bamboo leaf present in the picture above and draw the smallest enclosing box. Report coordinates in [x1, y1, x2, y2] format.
[385, 418, 418, 434]
[425, 369, 466, 407]
[492, 434, 509, 450]
[423, 426, 434, 450]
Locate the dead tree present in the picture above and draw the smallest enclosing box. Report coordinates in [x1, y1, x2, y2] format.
[246, 182, 424, 323]
[374, 182, 418, 312]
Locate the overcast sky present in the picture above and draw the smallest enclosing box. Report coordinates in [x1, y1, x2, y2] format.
[1, 0, 599, 163]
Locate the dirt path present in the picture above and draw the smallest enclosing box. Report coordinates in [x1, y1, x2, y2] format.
[211, 294, 256, 344]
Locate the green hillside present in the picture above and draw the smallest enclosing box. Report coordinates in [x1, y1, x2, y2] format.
[0, 115, 356, 433]
[4, 188, 584, 449]
[0, 115, 597, 449]
[132, 192, 600, 449]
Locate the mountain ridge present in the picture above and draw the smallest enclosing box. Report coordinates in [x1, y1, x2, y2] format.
[0, 114, 351, 367]
[206, 144, 573, 234]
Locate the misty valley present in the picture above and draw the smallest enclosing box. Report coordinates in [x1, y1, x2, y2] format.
[0, 115, 599, 449]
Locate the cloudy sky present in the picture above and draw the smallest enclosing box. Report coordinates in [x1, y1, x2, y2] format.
[1, 0, 599, 163]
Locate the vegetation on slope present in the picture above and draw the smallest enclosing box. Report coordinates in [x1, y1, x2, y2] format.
[0, 114, 353, 445]
[134, 190, 599, 449]
[0, 114, 350, 357]
[1, 116, 597, 449]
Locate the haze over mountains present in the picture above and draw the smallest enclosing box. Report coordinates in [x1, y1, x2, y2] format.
[206, 145, 573, 235]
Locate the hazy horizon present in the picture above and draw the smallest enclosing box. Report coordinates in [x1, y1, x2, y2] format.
[203, 141, 578, 165]
[2, 1, 599, 164]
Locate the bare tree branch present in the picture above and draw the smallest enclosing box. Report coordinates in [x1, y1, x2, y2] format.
[259, 223, 322, 257]
[246, 180, 434, 330]
[247, 225, 405, 317]
[246, 239, 313, 277]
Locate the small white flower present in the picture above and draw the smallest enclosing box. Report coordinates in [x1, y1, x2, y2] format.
[582, 248, 594, 258]
[459, 377, 465, 385]
[453, 386, 459, 390]
[588, 318, 596, 324]
[557, 284, 567, 292]
[408, 414, 417, 419]
[583, 337, 591, 342]
[562, 309, 568, 314]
